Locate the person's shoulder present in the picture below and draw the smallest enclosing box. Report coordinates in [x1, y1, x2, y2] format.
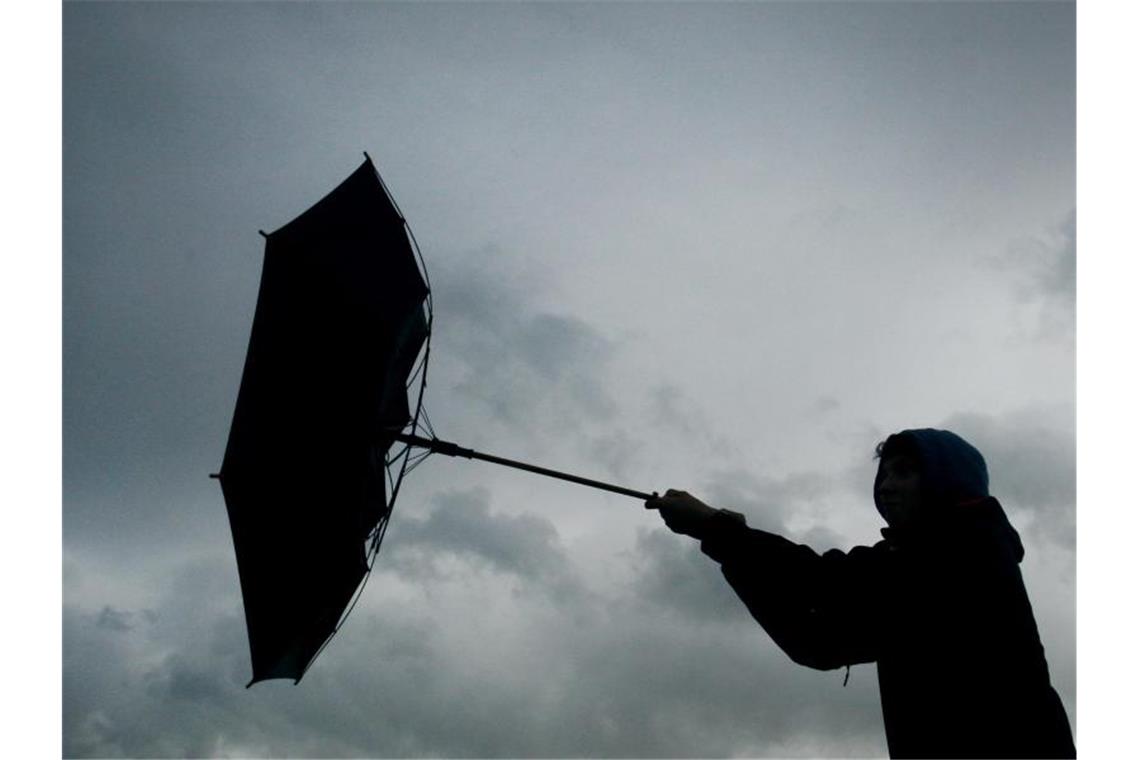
[955, 496, 1026, 562]
[821, 540, 894, 564]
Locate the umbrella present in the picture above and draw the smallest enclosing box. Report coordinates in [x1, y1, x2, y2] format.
[214, 154, 652, 686]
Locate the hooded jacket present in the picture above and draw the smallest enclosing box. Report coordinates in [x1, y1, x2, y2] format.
[699, 429, 1075, 758]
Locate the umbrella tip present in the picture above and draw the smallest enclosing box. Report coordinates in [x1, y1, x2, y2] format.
[363, 150, 372, 163]
[258, 229, 269, 238]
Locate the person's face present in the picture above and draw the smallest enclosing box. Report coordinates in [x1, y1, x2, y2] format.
[875, 454, 922, 528]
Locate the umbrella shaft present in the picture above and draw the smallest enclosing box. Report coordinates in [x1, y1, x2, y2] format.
[392, 433, 655, 501]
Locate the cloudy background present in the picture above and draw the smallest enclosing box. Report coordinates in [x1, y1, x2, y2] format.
[62, 3, 1075, 757]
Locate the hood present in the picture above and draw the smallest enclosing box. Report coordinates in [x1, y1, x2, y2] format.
[875, 428, 1024, 561]
[875, 428, 989, 508]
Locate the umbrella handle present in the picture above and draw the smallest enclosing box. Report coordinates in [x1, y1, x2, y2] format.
[393, 433, 658, 501]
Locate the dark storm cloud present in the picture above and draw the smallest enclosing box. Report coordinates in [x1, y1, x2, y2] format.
[64, 552, 465, 757]
[65, 593, 365, 757]
[63, 561, 253, 757]
[429, 246, 619, 435]
[389, 487, 578, 591]
[63, 4, 281, 558]
[63, 549, 887, 758]
[538, 605, 886, 757]
[629, 527, 747, 621]
[94, 605, 136, 633]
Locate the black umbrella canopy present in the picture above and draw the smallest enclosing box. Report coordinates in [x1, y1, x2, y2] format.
[218, 156, 429, 685]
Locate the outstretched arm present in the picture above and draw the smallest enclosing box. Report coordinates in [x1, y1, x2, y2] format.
[647, 490, 886, 670]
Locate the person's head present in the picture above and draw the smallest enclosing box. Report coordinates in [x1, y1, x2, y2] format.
[873, 429, 989, 528]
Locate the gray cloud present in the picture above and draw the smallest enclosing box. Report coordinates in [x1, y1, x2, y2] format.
[530, 597, 887, 757]
[701, 467, 848, 548]
[811, 396, 842, 416]
[388, 488, 582, 598]
[629, 527, 745, 622]
[1038, 211, 1076, 303]
[63, 566, 252, 757]
[578, 428, 645, 481]
[61, 488, 888, 759]
[64, 545, 888, 758]
[430, 247, 618, 436]
[646, 383, 738, 458]
[988, 210, 1076, 341]
[940, 408, 1075, 548]
[95, 605, 142, 633]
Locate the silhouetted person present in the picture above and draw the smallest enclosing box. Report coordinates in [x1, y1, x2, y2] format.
[648, 428, 1075, 758]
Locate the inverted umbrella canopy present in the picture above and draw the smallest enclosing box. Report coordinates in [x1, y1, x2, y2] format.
[217, 155, 430, 685]
[216, 154, 657, 687]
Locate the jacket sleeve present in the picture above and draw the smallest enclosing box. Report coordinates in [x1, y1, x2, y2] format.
[699, 510, 888, 670]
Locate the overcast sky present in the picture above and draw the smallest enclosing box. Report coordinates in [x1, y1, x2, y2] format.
[62, 2, 1075, 757]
